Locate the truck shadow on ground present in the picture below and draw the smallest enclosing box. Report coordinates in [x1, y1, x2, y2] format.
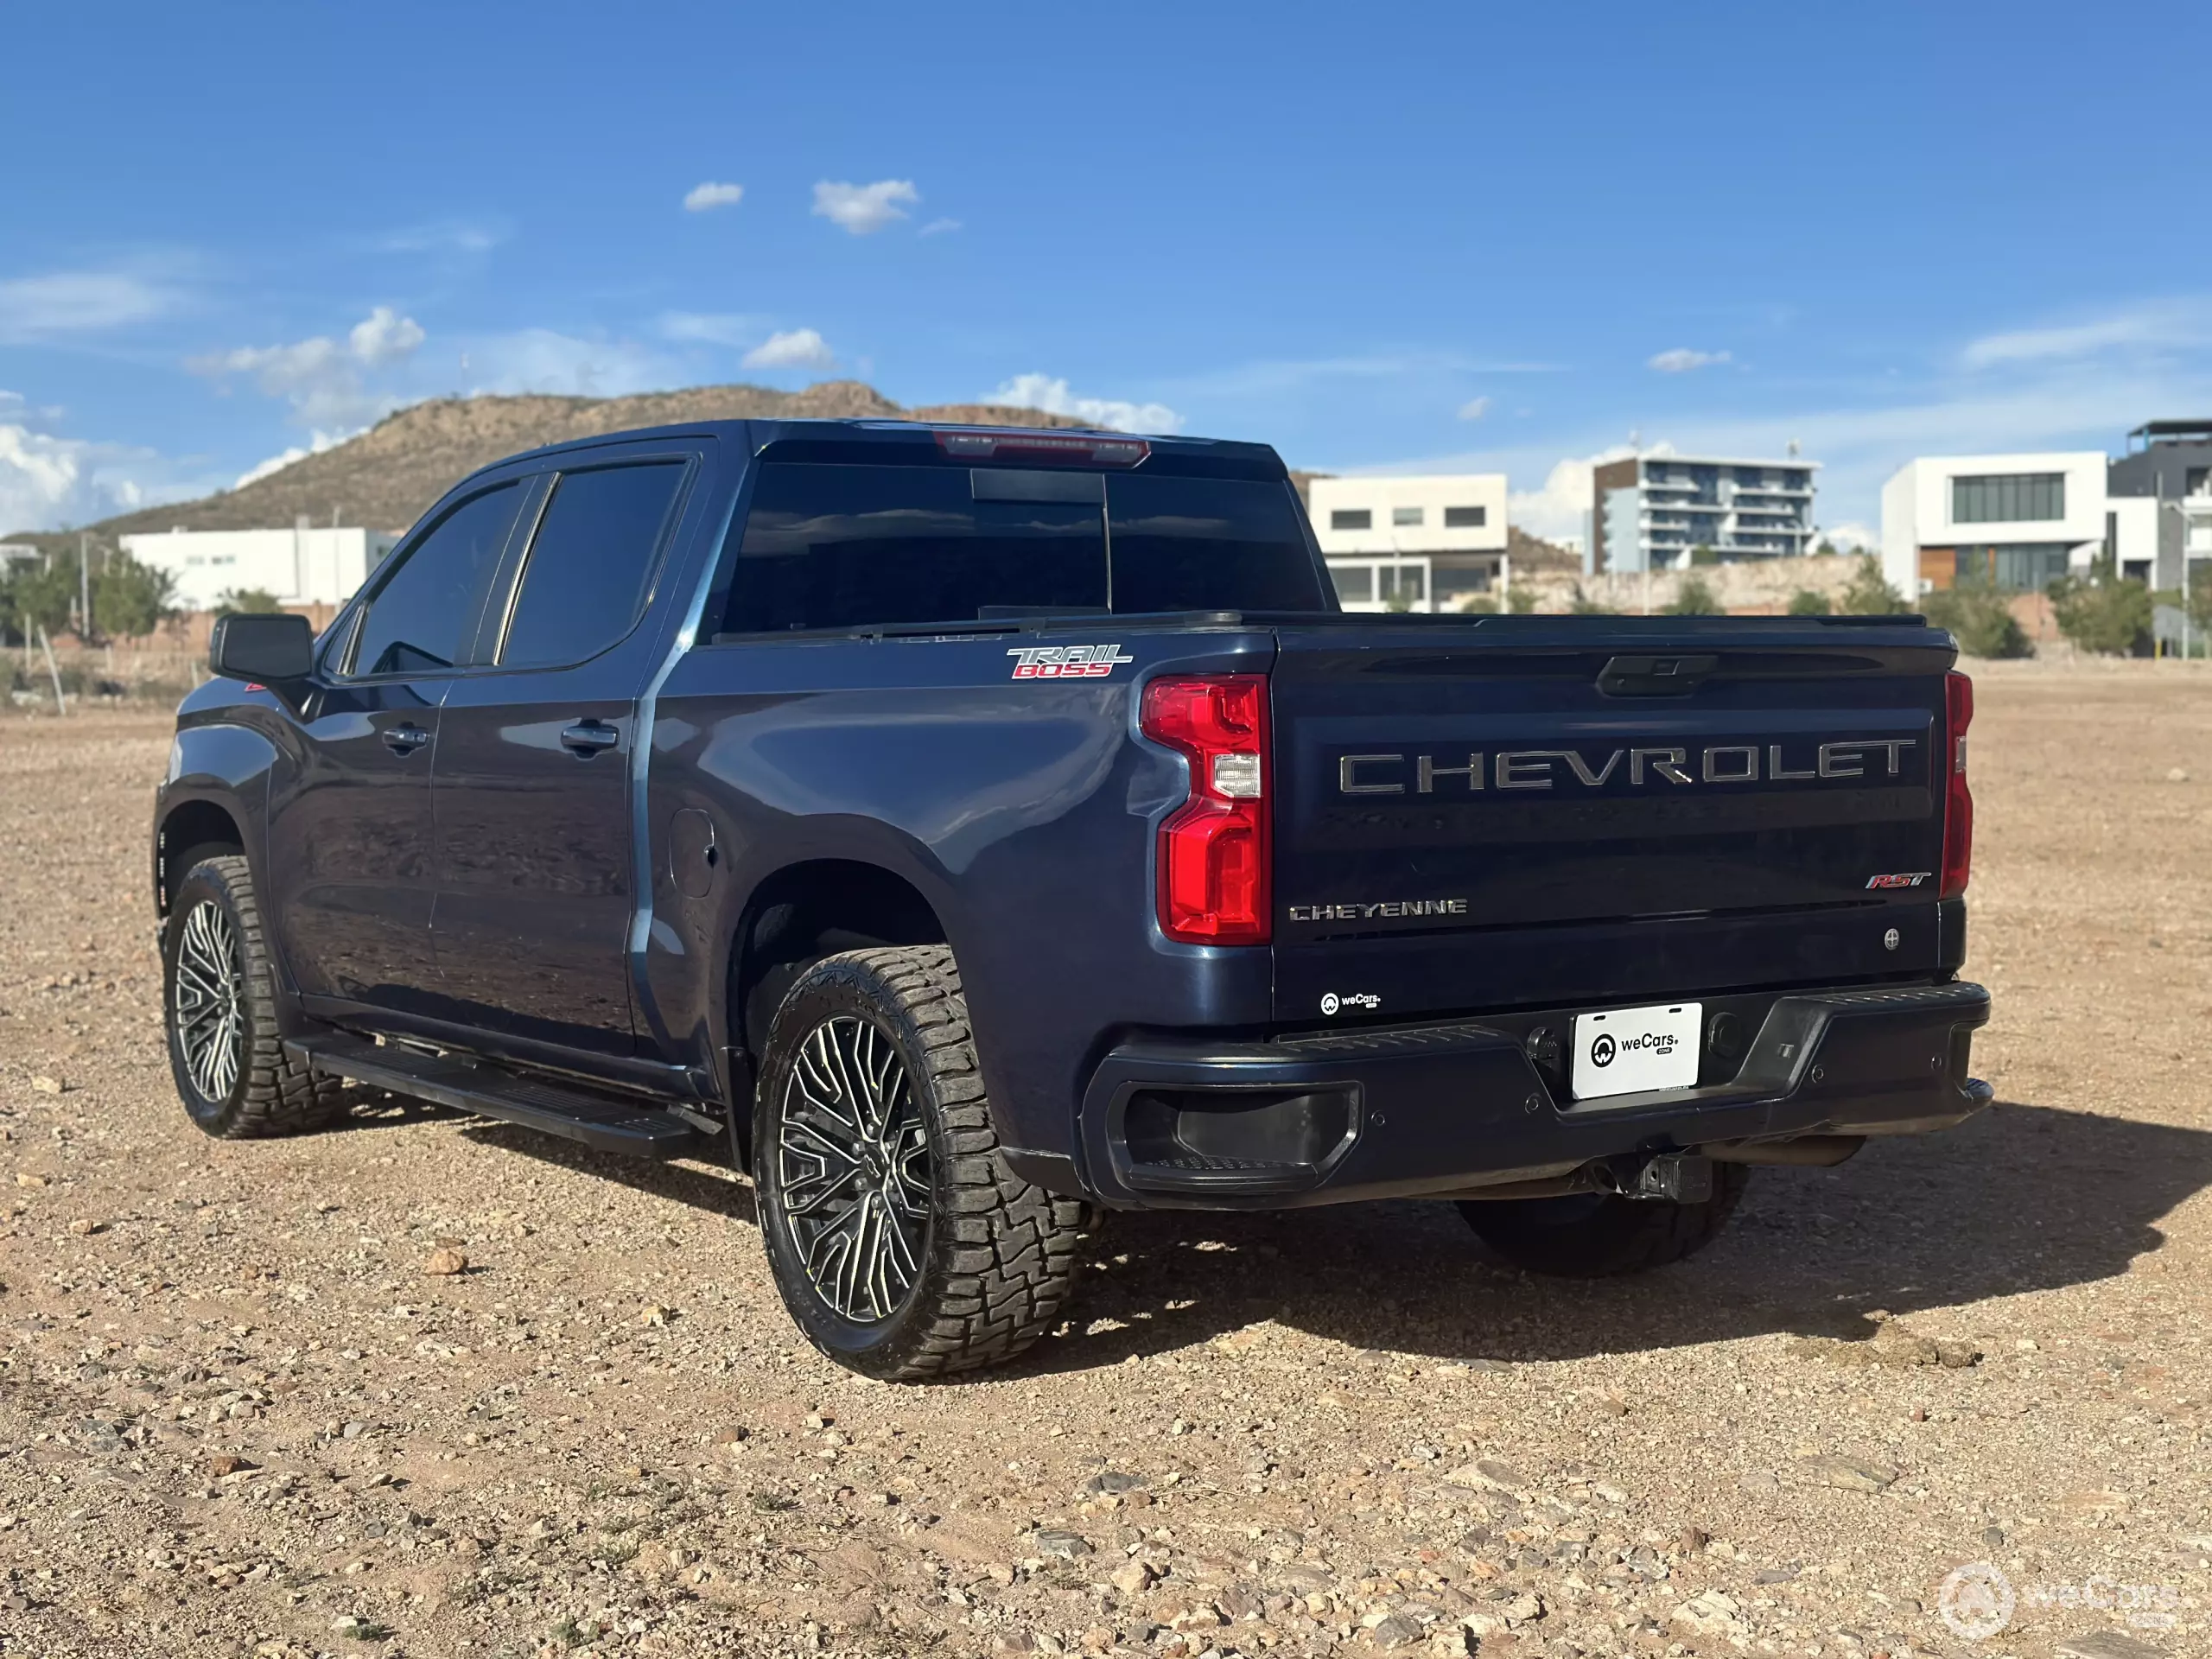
[1019, 1098, 2212, 1375]
[339, 1096, 2209, 1377]
[453, 1117, 761, 1227]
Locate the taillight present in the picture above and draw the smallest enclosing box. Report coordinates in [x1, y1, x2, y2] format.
[1141, 675, 1271, 944]
[1941, 670, 1974, 899]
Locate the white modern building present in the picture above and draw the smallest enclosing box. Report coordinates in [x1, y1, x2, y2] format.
[1878, 452, 2146, 598]
[118, 522, 399, 613]
[1306, 474, 1510, 612]
[1587, 454, 1819, 575]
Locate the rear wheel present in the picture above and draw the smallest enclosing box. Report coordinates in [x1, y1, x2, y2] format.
[162, 855, 346, 1138]
[1457, 1164, 1751, 1277]
[753, 945, 1085, 1379]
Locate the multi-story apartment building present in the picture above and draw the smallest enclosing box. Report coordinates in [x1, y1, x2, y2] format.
[1306, 474, 1510, 613]
[2107, 419, 2212, 595]
[1878, 435, 2209, 605]
[1586, 454, 1819, 575]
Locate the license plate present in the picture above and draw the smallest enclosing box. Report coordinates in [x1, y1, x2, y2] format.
[1570, 1001, 1702, 1100]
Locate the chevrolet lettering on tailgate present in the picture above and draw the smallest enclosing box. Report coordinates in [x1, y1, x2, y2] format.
[1335, 739, 1917, 795]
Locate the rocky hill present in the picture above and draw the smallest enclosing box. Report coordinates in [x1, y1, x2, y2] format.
[35, 380, 1089, 547]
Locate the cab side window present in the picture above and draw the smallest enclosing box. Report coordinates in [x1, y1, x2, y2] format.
[349, 483, 523, 677]
[499, 462, 688, 669]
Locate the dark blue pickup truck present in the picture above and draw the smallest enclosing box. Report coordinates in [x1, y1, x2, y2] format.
[154, 419, 1991, 1378]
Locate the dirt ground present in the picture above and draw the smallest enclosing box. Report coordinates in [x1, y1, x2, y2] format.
[3, 662, 2209, 1659]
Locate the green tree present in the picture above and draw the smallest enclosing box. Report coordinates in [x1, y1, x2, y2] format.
[2186, 562, 2212, 642]
[1786, 588, 1832, 616]
[2048, 555, 2152, 656]
[9, 551, 78, 639]
[1666, 574, 1722, 615]
[93, 550, 180, 639]
[1504, 585, 1537, 614]
[213, 587, 284, 618]
[1840, 554, 1910, 615]
[1923, 576, 2031, 658]
[1687, 544, 1719, 567]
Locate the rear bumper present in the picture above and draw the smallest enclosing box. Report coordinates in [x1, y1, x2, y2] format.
[1060, 981, 1992, 1210]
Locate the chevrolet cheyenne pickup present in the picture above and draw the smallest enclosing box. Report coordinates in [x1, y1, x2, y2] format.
[153, 419, 1992, 1378]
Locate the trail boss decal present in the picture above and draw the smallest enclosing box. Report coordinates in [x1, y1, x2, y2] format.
[1007, 644, 1135, 680]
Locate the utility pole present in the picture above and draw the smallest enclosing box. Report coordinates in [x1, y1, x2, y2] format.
[79, 531, 92, 643]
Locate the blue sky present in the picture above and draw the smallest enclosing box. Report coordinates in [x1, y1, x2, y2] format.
[4, 1, 2209, 543]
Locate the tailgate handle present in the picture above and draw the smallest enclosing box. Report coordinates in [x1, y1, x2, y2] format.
[1598, 653, 1718, 696]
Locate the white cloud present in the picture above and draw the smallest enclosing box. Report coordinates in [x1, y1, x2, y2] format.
[1648, 347, 1732, 374]
[0, 423, 209, 533]
[683, 181, 746, 213]
[0, 270, 177, 342]
[741, 328, 836, 372]
[1457, 396, 1492, 421]
[370, 219, 503, 256]
[1505, 445, 1642, 542]
[918, 218, 962, 237]
[232, 429, 351, 491]
[457, 328, 677, 399]
[190, 305, 427, 429]
[812, 179, 920, 235]
[1958, 299, 2212, 370]
[658, 310, 769, 347]
[349, 306, 425, 366]
[987, 373, 1184, 435]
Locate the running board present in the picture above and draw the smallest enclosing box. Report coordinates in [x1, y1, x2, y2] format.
[287, 1033, 706, 1160]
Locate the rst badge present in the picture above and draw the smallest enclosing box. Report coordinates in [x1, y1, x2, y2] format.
[1865, 871, 1932, 889]
[1007, 644, 1135, 680]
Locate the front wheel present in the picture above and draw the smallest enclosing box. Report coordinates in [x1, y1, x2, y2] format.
[162, 855, 346, 1138]
[1457, 1164, 1751, 1277]
[753, 945, 1086, 1380]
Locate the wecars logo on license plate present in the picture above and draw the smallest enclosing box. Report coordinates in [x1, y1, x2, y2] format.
[1571, 1002, 1702, 1101]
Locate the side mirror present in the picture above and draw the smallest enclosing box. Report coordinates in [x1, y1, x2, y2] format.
[209, 613, 315, 683]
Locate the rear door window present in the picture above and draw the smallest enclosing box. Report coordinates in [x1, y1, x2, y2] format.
[349, 482, 523, 677]
[499, 461, 688, 668]
[725, 462, 1107, 633]
[1106, 474, 1328, 612]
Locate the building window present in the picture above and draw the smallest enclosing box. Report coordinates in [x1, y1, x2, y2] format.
[1379, 564, 1425, 604]
[1953, 473, 2064, 524]
[2187, 467, 2210, 498]
[1443, 505, 1486, 528]
[1329, 565, 1373, 603]
[1392, 506, 1424, 527]
[1331, 509, 1371, 531]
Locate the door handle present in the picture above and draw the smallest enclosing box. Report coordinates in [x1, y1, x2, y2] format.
[560, 719, 622, 756]
[380, 723, 430, 756]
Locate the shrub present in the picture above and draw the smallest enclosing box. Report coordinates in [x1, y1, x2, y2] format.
[1567, 584, 1614, 615]
[1840, 555, 1910, 614]
[2048, 559, 2152, 656]
[1665, 574, 1722, 615]
[1786, 588, 1832, 616]
[1923, 578, 2031, 658]
[213, 587, 284, 617]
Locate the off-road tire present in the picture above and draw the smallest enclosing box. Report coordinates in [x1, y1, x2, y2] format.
[1456, 1163, 1751, 1278]
[162, 855, 346, 1138]
[753, 945, 1086, 1380]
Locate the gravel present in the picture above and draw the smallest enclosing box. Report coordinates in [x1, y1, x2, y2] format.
[2, 663, 2209, 1658]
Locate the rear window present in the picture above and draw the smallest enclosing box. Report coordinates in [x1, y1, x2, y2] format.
[1107, 473, 1329, 612]
[722, 461, 1325, 633]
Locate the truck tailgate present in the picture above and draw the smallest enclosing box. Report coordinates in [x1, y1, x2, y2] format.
[1269, 619, 1959, 1023]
